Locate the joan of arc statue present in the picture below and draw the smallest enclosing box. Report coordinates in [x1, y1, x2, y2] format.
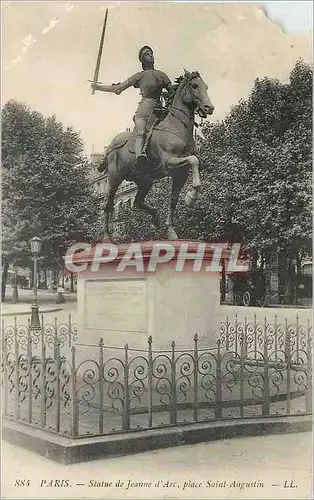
[91, 45, 173, 167]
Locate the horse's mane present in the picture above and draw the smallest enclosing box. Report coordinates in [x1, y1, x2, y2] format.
[164, 71, 201, 110]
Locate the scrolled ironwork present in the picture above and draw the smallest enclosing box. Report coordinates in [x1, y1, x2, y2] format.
[174, 353, 195, 404]
[17, 323, 29, 345]
[45, 357, 57, 410]
[6, 352, 16, 394]
[42, 323, 56, 350]
[152, 354, 172, 406]
[102, 357, 125, 413]
[267, 351, 287, 396]
[243, 349, 265, 401]
[3, 325, 15, 350]
[18, 353, 29, 403]
[292, 368, 308, 392]
[246, 322, 255, 351]
[219, 321, 227, 348]
[76, 360, 100, 414]
[128, 355, 149, 410]
[1, 315, 312, 438]
[287, 323, 298, 351]
[59, 358, 71, 410]
[256, 322, 265, 349]
[31, 356, 42, 400]
[227, 321, 237, 350]
[276, 322, 286, 350]
[265, 322, 276, 351]
[198, 351, 217, 402]
[220, 351, 241, 400]
[297, 323, 308, 351]
[71, 322, 78, 343]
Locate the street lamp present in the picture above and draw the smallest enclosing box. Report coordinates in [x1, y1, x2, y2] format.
[30, 236, 42, 330]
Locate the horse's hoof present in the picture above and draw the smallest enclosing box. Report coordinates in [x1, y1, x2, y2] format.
[185, 189, 198, 208]
[103, 232, 111, 242]
[167, 227, 179, 240]
[151, 215, 160, 230]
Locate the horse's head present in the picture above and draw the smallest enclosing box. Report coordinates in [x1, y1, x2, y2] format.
[180, 69, 214, 118]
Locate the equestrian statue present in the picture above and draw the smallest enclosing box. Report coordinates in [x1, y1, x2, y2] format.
[91, 11, 214, 240]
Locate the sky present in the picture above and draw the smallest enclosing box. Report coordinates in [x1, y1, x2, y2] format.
[2, 1, 312, 155]
[265, 2, 313, 34]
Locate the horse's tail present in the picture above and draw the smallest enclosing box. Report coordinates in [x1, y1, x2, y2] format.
[97, 151, 109, 174]
[98, 141, 124, 174]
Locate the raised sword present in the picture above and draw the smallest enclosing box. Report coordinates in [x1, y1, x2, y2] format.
[91, 9, 109, 95]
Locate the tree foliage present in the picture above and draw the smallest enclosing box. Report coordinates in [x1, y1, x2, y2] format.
[2, 100, 102, 273]
[114, 60, 312, 265]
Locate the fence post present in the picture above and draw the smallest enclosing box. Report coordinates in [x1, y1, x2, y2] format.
[254, 314, 257, 358]
[122, 343, 130, 430]
[226, 316, 229, 351]
[147, 336, 153, 428]
[274, 315, 278, 362]
[215, 340, 222, 419]
[170, 341, 177, 425]
[53, 317, 58, 359]
[27, 321, 32, 423]
[306, 319, 312, 413]
[235, 313, 238, 355]
[98, 338, 104, 434]
[262, 317, 270, 415]
[296, 314, 299, 359]
[14, 317, 20, 421]
[40, 318, 46, 427]
[2, 319, 8, 417]
[240, 322, 245, 418]
[244, 316, 248, 358]
[68, 314, 72, 348]
[193, 334, 199, 422]
[55, 340, 61, 432]
[70, 345, 78, 437]
[285, 318, 291, 415]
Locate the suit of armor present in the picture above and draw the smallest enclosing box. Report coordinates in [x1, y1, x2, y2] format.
[92, 46, 173, 167]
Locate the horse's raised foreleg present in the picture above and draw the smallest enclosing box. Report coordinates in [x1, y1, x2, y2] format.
[167, 155, 201, 209]
[168, 155, 201, 189]
[103, 182, 121, 241]
[166, 172, 189, 240]
[103, 151, 124, 240]
[134, 181, 160, 230]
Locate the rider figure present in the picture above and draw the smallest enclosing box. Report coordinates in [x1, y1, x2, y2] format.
[91, 46, 173, 167]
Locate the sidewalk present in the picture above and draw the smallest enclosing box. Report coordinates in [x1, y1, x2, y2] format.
[2, 288, 77, 317]
[1, 431, 312, 499]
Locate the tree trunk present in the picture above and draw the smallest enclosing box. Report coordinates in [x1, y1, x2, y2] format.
[251, 252, 258, 271]
[30, 266, 34, 289]
[43, 268, 47, 289]
[1, 261, 9, 301]
[12, 280, 19, 303]
[220, 258, 226, 302]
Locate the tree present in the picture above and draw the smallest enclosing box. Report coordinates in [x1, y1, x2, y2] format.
[113, 60, 312, 303]
[2, 100, 102, 299]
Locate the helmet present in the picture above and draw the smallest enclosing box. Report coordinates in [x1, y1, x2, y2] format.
[138, 45, 153, 63]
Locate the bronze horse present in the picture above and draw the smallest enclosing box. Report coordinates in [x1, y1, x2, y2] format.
[100, 70, 214, 240]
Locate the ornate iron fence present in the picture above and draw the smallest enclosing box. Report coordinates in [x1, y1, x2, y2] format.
[1, 315, 312, 438]
[2, 314, 78, 352]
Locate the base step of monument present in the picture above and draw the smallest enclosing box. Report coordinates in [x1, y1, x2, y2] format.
[2, 415, 311, 465]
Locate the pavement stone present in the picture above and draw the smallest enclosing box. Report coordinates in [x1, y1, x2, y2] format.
[1, 430, 312, 499]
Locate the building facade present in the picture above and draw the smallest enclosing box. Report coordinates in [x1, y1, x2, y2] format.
[89, 151, 137, 221]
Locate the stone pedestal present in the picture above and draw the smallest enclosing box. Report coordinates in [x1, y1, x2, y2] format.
[72, 241, 229, 350]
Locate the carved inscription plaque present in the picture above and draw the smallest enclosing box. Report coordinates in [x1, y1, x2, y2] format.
[84, 279, 147, 332]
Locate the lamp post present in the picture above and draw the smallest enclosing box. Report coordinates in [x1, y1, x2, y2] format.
[30, 236, 42, 330]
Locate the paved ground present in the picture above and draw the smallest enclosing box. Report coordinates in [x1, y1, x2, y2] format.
[1, 431, 312, 499]
[2, 289, 312, 327]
